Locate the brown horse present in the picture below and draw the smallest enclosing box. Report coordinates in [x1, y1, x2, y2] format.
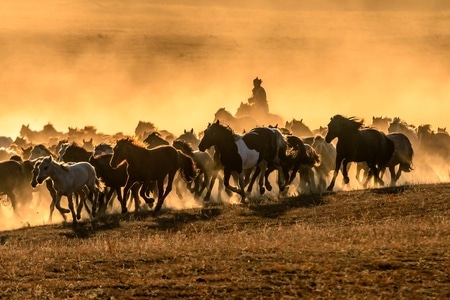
[110, 138, 197, 214]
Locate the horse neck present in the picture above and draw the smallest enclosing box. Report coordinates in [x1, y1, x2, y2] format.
[122, 144, 150, 166]
[208, 132, 237, 156]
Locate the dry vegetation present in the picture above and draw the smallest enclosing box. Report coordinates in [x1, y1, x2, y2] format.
[0, 183, 449, 299]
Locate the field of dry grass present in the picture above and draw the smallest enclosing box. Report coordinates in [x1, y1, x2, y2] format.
[0, 183, 449, 299]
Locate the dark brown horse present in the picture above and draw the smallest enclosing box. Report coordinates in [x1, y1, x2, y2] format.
[110, 138, 197, 214]
[325, 115, 394, 191]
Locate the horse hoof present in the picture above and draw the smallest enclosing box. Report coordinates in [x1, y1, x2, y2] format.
[259, 187, 265, 195]
[145, 198, 155, 207]
[343, 177, 350, 184]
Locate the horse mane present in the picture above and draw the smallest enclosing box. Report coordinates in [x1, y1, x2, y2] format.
[173, 139, 194, 155]
[334, 115, 364, 130]
[117, 137, 148, 149]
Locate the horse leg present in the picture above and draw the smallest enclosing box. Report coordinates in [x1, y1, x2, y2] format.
[341, 159, 351, 185]
[66, 194, 77, 225]
[258, 161, 268, 195]
[223, 169, 242, 197]
[76, 190, 86, 221]
[154, 173, 175, 213]
[246, 166, 260, 193]
[327, 156, 343, 191]
[131, 184, 141, 212]
[389, 165, 397, 186]
[204, 169, 218, 201]
[139, 183, 155, 208]
[121, 181, 136, 213]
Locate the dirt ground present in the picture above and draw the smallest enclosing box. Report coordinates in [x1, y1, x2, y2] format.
[0, 183, 448, 299]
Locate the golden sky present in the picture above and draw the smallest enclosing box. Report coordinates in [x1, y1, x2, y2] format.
[0, 1, 449, 138]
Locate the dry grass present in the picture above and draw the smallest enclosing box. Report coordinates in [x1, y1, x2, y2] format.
[0, 183, 449, 299]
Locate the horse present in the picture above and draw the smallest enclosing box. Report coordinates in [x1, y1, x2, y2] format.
[355, 132, 415, 187]
[198, 120, 287, 203]
[371, 116, 392, 133]
[134, 121, 157, 140]
[31, 156, 104, 225]
[214, 107, 259, 133]
[29, 144, 56, 160]
[325, 115, 394, 191]
[20, 123, 63, 145]
[311, 135, 336, 191]
[285, 119, 314, 138]
[109, 138, 197, 214]
[89, 153, 141, 214]
[143, 132, 170, 149]
[388, 117, 418, 147]
[58, 142, 93, 162]
[417, 124, 450, 160]
[235, 103, 285, 127]
[0, 160, 34, 214]
[176, 129, 201, 149]
[92, 142, 114, 158]
[173, 139, 218, 201]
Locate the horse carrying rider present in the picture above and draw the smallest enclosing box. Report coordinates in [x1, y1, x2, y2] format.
[247, 77, 269, 115]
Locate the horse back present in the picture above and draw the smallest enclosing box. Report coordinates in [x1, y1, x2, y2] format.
[359, 129, 394, 165]
[0, 160, 27, 192]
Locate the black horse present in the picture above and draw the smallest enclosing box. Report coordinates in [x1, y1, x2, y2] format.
[89, 153, 141, 214]
[325, 115, 394, 191]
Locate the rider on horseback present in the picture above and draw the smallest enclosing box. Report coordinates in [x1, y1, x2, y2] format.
[247, 77, 269, 115]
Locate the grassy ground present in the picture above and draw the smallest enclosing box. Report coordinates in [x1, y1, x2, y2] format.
[0, 183, 449, 299]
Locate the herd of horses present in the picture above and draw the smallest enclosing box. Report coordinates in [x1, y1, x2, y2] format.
[1, 111, 448, 226]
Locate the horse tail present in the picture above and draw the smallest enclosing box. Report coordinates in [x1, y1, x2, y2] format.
[177, 150, 198, 183]
[400, 138, 414, 173]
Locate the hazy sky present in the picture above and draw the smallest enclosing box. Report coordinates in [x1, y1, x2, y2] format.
[0, 1, 449, 139]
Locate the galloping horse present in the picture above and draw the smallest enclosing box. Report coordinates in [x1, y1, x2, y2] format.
[109, 138, 197, 214]
[325, 115, 394, 191]
[198, 120, 287, 203]
[173, 139, 218, 201]
[31, 156, 104, 225]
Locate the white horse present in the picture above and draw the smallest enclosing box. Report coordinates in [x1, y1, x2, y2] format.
[31, 156, 104, 225]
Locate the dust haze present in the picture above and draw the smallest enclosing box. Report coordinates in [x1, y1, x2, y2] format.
[0, 1, 449, 229]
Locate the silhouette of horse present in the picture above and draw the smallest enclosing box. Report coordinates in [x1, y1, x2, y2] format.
[173, 139, 217, 201]
[388, 117, 418, 146]
[177, 129, 201, 149]
[89, 153, 141, 214]
[58, 142, 93, 162]
[135, 121, 157, 140]
[325, 115, 394, 191]
[143, 132, 170, 149]
[92, 142, 114, 158]
[20, 123, 63, 145]
[31, 156, 104, 225]
[198, 120, 287, 202]
[354, 132, 414, 187]
[311, 135, 336, 191]
[235, 103, 284, 127]
[29, 144, 55, 160]
[110, 138, 197, 214]
[260, 135, 320, 195]
[214, 108, 259, 133]
[417, 124, 450, 160]
[0, 160, 34, 214]
[285, 119, 314, 138]
[371, 116, 392, 133]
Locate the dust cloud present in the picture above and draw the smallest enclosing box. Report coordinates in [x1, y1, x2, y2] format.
[1, 1, 449, 138]
[0, 1, 449, 229]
